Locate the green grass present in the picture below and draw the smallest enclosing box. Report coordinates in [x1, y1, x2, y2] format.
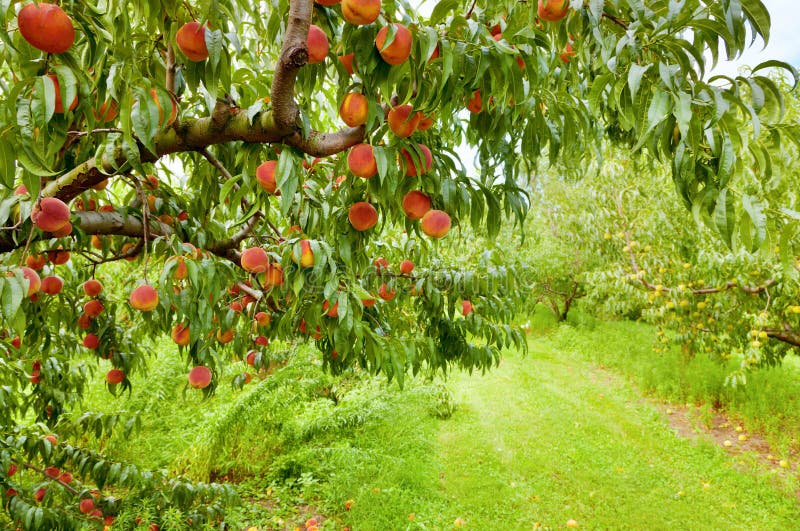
[76, 313, 800, 529]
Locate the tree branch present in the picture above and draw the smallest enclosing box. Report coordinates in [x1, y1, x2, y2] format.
[271, 0, 314, 131]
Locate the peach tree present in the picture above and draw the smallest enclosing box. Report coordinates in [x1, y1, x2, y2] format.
[0, 0, 795, 527]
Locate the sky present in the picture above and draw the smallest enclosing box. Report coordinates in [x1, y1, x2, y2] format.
[711, 0, 800, 77]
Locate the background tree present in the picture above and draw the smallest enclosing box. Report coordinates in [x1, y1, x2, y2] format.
[0, 0, 796, 527]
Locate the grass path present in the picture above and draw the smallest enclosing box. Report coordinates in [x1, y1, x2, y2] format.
[336, 341, 800, 530]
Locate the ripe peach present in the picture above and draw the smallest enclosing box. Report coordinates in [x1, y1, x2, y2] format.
[401, 144, 433, 176]
[262, 262, 285, 287]
[106, 369, 124, 385]
[348, 202, 378, 231]
[120, 243, 139, 261]
[461, 300, 473, 316]
[378, 283, 396, 301]
[362, 297, 377, 307]
[420, 209, 451, 238]
[77, 313, 91, 329]
[172, 256, 188, 280]
[339, 92, 369, 127]
[18, 2, 75, 54]
[40, 275, 63, 295]
[129, 284, 159, 311]
[58, 472, 72, 483]
[342, 0, 381, 25]
[255, 311, 272, 326]
[188, 366, 212, 389]
[94, 100, 119, 122]
[43, 434, 57, 445]
[44, 466, 59, 478]
[323, 300, 339, 318]
[375, 23, 412, 65]
[48, 74, 78, 113]
[400, 260, 414, 274]
[292, 240, 315, 267]
[136, 88, 177, 127]
[91, 235, 103, 250]
[93, 179, 110, 191]
[230, 301, 244, 313]
[538, 0, 570, 22]
[428, 44, 440, 62]
[84, 299, 104, 317]
[338, 53, 356, 75]
[402, 191, 432, 219]
[216, 328, 234, 343]
[241, 247, 269, 273]
[31, 197, 70, 232]
[255, 160, 279, 194]
[7, 464, 17, 477]
[388, 104, 421, 138]
[417, 113, 434, 131]
[143, 174, 159, 190]
[34, 487, 46, 502]
[347, 143, 378, 178]
[79, 498, 95, 514]
[560, 42, 576, 63]
[243, 372, 253, 384]
[176, 21, 209, 61]
[172, 323, 190, 346]
[26, 254, 47, 271]
[467, 90, 483, 113]
[82, 333, 100, 349]
[48, 248, 70, 265]
[246, 350, 258, 366]
[18, 267, 41, 296]
[307, 25, 329, 64]
[254, 335, 269, 346]
[374, 257, 389, 272]
[83, 278, 103, 297]
[50, 222, 73, 237]
[14, 184, 28, 196]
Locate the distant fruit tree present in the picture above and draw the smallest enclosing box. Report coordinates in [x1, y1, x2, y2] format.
[0, 0, 794, 527]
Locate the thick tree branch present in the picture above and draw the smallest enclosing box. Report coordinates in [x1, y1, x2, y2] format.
[765, 325, 800, 348]
[271, 0, 314, 131]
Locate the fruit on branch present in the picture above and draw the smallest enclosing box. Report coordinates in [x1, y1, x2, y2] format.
[362, 297, 376, 307]
[51, 222, 73, 237]
[373, 257, 389, 273]
[241, 247, 269, 273]
[420, 209, 451, 238]
[83, 279, 103, 296]
[43, 434, 57, 445]
[79, 498, 95, 514]
[58, 472, 72, 484]
[246, 350, 258, 366]
[129, 284, 159, 312]
[400, 260, 414, 274]
[256, 160, 278, 194]
[342, 0, 381, 25]
[323, 300, 339, 317]
[176, 21, 209, 62]
[120, 243, 139, 261]
[44, 466, 59, 478]
[18, 267, 41, 297]
[216, 329, 234, 343]
[82, 334, 99, 350]
[378, 283, 396, 301]
[428, 44, 440, 62]
[338, 53, 355, 75]
[347, 143, 378, 178]
[307, 24, 329, 64]
[188, 366, 212, 389]
[31, 197, 71, 232]
[401, 144, 433, 176]
[375, 23, 412, 65]
[17, 2, 75, 54]
[292, 240, 315, 267]
[7, 464, 16, 477]
[84, 300, 104, 318]
[316, 0, 341, 5]
[47, 75, 78, 113]
[461, 300, 473, 316]
[172, 323, 190, 346]
[417, 113, 434, 131]
[40, 275, 63, 295]
[143, 174, 159, 190]
[106, 369, 125, 385]
[255, 311, 272, 326]
[402, 191, 432, 219]
[91, 235, 104, 250]
[538, 0, 570, 22]
[560, 42, 576, 63]
[339, 92, 369, 127]
[25, 254, 47, 270]
[388, 104, 421, 138]
[34, 487, 46, 502]
[254, 335, 269, 346]
[348, 202, 378, 231]
[95, 100, 119, 122]
[467, 90, 483, 114]
[171, 257, 188, 280]
[135, 88, 177, 127]
[262, 262, 285, 287]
